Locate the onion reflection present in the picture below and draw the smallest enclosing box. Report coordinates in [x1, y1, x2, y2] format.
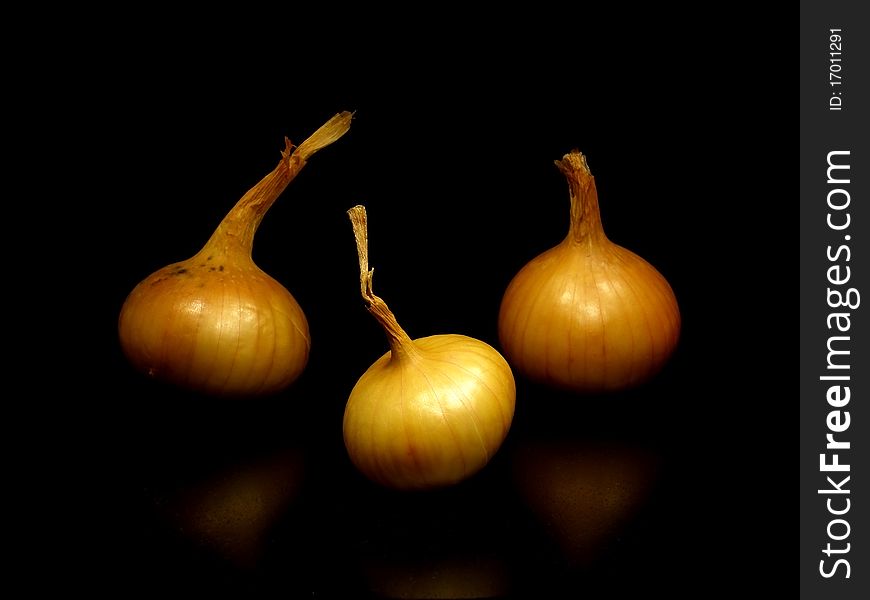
[160, 447, 305, 568]
[512, 439, 660, 566]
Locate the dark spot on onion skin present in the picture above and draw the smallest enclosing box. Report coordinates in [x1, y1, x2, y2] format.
[219, 265, 224, 271]
[207, 256, 213, 261]
[210, 267, 216, 271]
[173, 268, 188, 275]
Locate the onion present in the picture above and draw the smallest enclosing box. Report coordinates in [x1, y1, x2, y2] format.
[118, 112, 352, 397]
[343, 206, 516, 490]
[498, 150, 680, 393]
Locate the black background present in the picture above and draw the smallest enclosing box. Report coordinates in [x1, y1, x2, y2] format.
[61, 15, 793, 599]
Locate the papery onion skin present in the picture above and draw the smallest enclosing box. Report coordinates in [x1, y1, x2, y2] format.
[118, 253, 310, 397]
[344, 205, 516, 490]
[344, 334, 516, 490]
[498, 151, 680, 393]
[118, 112, 351, 397]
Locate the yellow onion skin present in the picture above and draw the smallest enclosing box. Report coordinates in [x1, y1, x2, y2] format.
[344, 334, 516, 490]
[118, 112, 351, 397]
[344, 205, 516, 490]
[498, 151, 680, 393]
[118, 250, 310, 397]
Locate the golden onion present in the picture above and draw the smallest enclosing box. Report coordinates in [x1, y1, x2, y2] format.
[118, 112, 352, 396]
[343, 205, 516, 490]
[498, 150, 680, 393]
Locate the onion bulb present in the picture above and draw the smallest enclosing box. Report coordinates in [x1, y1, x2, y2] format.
[119, 112, 352, 397]
[498, 150, 680, 393]
[344, 205, 516, 490]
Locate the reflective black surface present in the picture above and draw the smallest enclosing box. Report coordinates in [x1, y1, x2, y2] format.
[81, 29, 791, 598]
